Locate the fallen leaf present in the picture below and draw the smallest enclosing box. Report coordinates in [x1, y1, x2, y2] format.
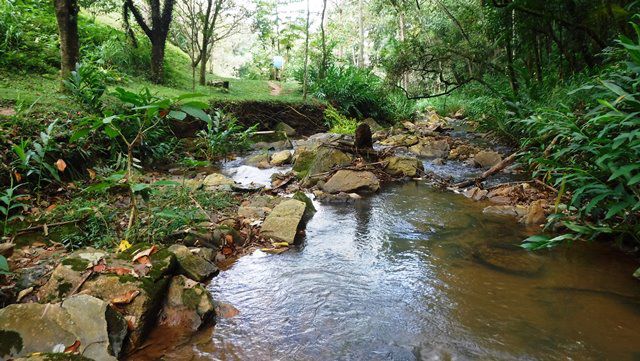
[132, 245, 158, 263]
[117, 239, 132, 253]
[224, 234, 234, 245]
[272, 242, 289, 248]
[87, 168, 96, 179]
[222, 246, 234, 255]
[92, 263, 107, 272]
[55, 159, 67, 172]
[16, 287, 34, 302]
[135, 255, 151, 266]
[45, 204, 57, 213]
[111, 290, 140, 305]
[64, 340, 81, 353]
[14, 172, 21, 182]
[106, 267, 136, 276]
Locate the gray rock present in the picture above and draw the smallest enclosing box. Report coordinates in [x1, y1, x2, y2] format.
[161, 275, 215, 331]
[408, 139, 450, 158]
[245, 153, 272, 169]
[383, 157, 424, 177]
[203, 173, 235, 188]
[293, 191, 316, 222]
[473, 150, 502, 168]
[0, 295, 126, 361]
[322, 170, 380, 194]
[270, 150, 293, 166]
[168, 245, 219, 282]
[361, 118, 383, 132]
[260, 199, 307, 244]
[305, 147, 352, 182]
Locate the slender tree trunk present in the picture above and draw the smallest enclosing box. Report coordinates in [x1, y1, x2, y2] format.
[358, 0, 364, 67]
[200, 44, 209, 85]
[505, 10, 519, 95]
[398, 11, 408, 89]
[302, 0, 310, 100]
[534, 34, 543, 82]
[54, 0, 79, 87]
[319, 0, 328, 79]
[151, 37, 166, 84]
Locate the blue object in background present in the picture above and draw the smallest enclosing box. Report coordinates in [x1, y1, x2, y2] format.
[273, 55, 284, 70]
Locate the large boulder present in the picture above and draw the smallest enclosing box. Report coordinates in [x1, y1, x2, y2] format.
[379, 134, 419, 147]
[270, 150, 293, 166]
[38, 245, 176, 349]
[383, 157, 424, 177]
[168, 245, 219, 282]
[473, 150, 502, 168]
[322, 170, 380, 194]
[408, 139, 450, 158]
[291, 147, 317, 178]
[237, 195, 283, 221]
[293, 191, 316, 222]
[160, 275, 216, 331]
[260, 199, 308, 245]
[305, 147, 352, 180]
[0, 295, 127, 361]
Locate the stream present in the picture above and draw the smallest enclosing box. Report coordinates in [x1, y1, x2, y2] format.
[144, 157, 640, 361]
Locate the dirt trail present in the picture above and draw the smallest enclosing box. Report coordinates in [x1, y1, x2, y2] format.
[268, 81, 282, 96]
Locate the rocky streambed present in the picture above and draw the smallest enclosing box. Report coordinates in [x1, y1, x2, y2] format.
[1, 113, 639, 360]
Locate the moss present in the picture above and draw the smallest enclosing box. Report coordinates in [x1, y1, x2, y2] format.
[117, 274, 138, 284]
[0, 330, 23, 358]
[292, 149, 316, 179]
[181, 287, 202, 309]
[147, 248, 175, 282]
[42, 353, 94, 361]
[61, 258, 90, 272]
[57, 281, 73, 299]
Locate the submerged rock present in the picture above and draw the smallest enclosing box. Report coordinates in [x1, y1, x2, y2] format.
[473, 150, 502, 168]
[473, 243, 544, 277]
[408, 139, 450, 158]
[160, 275, 215, 331]
[0, 295, 127, 361]
[521, 200, 547, 225]
[322, 170, 380, 194]
[383, 156, 424, 177]
[260, 199, 308, 245]
[168, 245, 219, 282]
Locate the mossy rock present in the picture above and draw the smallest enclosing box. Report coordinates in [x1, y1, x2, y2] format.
[168, 245, 219, 282]
[292, 148, 317, 178]
[293, 191, 316, 222]
[161, 275, 215, 331]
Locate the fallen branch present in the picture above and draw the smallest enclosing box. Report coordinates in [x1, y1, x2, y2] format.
[454, 152, 519, 188]
[15, 219, 83, 237]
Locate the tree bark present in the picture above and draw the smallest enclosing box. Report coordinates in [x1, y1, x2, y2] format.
[319, 0, 328, 79]
[151, 37, 167, 84]
[54, 0, 79, 87]
[302, 0, 310, 100]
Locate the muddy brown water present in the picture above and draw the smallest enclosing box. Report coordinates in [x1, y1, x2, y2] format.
[135, 179, 640, 361]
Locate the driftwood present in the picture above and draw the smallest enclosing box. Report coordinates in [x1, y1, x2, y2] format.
[454, 152, 519, 188]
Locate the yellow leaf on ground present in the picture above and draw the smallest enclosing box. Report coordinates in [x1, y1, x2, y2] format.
[117, 239, 132, 253]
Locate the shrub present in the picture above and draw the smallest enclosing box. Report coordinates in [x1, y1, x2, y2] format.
[197, 109, 256, 161]
[63, 62, 108, 112]
[324, 105, 358, 134]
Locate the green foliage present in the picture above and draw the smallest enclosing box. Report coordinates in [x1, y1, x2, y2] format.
[0, 177, 26, 236]
[0, 255, 10, 275]
[514, 28, 640, 249]
[324, 105, 358, 134]
[63, 62, 108, 113]
[48, 198, 119, 250]
[197, 109, 256, 161]
[12, 121, 62, 192]
[304, 65, 414, 123]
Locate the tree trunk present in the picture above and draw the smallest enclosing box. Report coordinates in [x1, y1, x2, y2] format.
[302, 0, 310, 100]
[319, 0, 328, 79]
[505, 11, 519, 95]
[199, 45, 209, 85]
[54, 0, 79, 87]
[150, 37, 166, 84]
[358, 0, 364, 67]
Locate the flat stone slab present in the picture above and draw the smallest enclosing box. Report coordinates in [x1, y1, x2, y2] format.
[260, 199, 307, 245]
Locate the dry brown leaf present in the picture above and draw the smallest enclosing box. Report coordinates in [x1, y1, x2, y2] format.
[124, 315, 137, 330]
[135, 255, 151, 266]
[106, 267, 135, 276]
[224, 234, 234, 245]
[87, 168, 96, 179]
[222, 246, 234, 255]
[111, 290, 140, 305]
[55, 159, 67, 172]
[64, 340, 81, 353]
[14, 172, 21, 182]
[132, 245, 158, 263]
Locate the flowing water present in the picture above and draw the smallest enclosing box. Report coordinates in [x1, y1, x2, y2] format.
[141, 169, 640, 360]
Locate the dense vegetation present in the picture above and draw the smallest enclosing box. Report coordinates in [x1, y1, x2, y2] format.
[1, 0, 639, 254]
